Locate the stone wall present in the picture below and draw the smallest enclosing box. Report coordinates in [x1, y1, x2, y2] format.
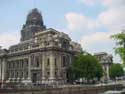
[0, 84, 123, 94]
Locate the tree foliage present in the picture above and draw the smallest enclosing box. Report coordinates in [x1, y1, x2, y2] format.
[67, 53, 103, 83]
[109, 63, 124, 79]
[111, 32, 125, 65]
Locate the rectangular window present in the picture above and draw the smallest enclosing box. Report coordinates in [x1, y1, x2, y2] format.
[25, 71, 28, 78]
[25, 59, 28, 67]
[21, 72, 23, 78]
[22, 60, 24, 68]
[12, 71, 14, 78]
[55, 72, 57, 76]
[17, 60, 19, 68]
[16, 72, 18, 78]
[35, 56, 39, 67]
[62, 56, 66, 67]
[47, 72, 50, 76]
[8, 63, 11, 68]
[55, 58, 57, 67]
[47, 58, 50, 66]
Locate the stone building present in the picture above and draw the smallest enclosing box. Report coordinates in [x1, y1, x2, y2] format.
[94, 52, 113, 81]
[0, 8, 82, 85]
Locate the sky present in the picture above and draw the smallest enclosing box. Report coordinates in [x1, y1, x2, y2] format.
[0, 0, 125, 63]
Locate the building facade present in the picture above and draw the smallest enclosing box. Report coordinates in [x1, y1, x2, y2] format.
[0, 8, 82, 85]
[94, 52, 113, 81]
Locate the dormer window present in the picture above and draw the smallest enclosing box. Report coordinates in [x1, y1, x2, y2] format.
[62, 41, 68, 49]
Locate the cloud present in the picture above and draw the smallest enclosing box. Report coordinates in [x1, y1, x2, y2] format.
[0, 32, 20, 49]
[65, 12, 99, 32]
[80, 32, 111, 47]
[81, 0, 97, 6]
[99, 0, 125, 29]
[79, 30, 120, 49]
[102, 0, 125, 7]
[64, 0, 125, 63]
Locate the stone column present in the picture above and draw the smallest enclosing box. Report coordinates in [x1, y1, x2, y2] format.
[49, 51, 55, 82]
[28, 57, 31, 82]
[19, 60, 22, 79]
[42, 52, 45, 83]
[2, 58, 6, 81]
[58, 53, 62, 81]
[106, 65, 110, 80]
[1, 58, 6, 87]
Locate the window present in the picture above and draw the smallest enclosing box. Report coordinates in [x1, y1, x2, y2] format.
[25, 71, 28, 78]
[13, 62, 16, 68]
[12, 72, 14, 77]
[16, 72, 18, 78]
[21, 72, 23, 78]
[10, 71, 12, 78]
[62, 41, 67, 48]
[17, 61, 19, 68]
[15, 62, 17, 68]
[8, 63, 11, 68]
[31, 55, 34, 65]
[25, 59, 28, 67]
[55, 58, 57, 67]
[47, 58, 50, 66]
[55, 72, 57, 76]
[47, 72, 50, 76]
[44, 41, 49, 46]
[35, 56, 39, 67]
[22, 60, 24, 68]
[62, 56, 66, 67]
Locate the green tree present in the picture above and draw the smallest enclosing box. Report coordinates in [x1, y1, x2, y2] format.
[95, 62, 103, 81]
[111, 31, 125, 66]
[109, 63, 124, 79]
[68, 53, 103, 83]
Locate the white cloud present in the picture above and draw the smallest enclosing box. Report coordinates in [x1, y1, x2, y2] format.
[65, 12, 88, 31]
[65, 0, 125, 63]
[80, 32, 111, 47]
[102, 0, 125, 7]
[81, 0, 96, 6]
[65, 12, 99, 32]
[0, 32, 20, 49]
[79, 30, 120, 49]
[98, 1, 125, 29]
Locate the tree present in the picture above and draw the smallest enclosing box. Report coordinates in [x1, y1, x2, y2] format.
[95, 62, 103, 81]
[111, 31, 125, 66]
[109, 63, 124, 79]
[68, 53, 103, 83]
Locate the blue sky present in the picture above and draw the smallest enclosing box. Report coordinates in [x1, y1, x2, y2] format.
[0, 0, 125, 63]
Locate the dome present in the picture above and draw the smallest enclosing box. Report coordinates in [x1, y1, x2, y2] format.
[21, 8, 46, 41]
[26, 8, 44, 26]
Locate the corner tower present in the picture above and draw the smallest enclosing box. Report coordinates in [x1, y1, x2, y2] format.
[21, 8, 46, 41]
